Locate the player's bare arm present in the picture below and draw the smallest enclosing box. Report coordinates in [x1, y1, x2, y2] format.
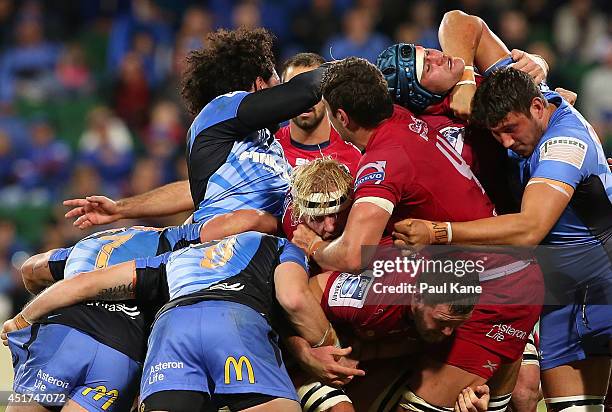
[439, 10, 548, 118]
[64, 180, 194, 229]
[393, 178, 573, 246]
[1, 261, 136, 345]
[292, 202, 389, 272]
[19, 249, 58, 294]
[275, 261, 340, 346]
[199, 209, 280, 242]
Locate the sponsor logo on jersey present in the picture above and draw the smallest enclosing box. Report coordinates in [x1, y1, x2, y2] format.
[86, 302, 141, 318]
[81, 386, 119, 411]
[355, 161, 387, 188]
[439, 126, 465, 153]
[147, 361, 184, 385]
[224, 356, 255, 384]
[482, 360, 498, 373]
[329, 273, 374, 308]
[209, 282, 245, 291]
[409, 116, 429, 141]
[485, 323, 528, 342]
[539, 136, 587, 169]
[36, 369, 70, 389]
[239, 151, 287, 175]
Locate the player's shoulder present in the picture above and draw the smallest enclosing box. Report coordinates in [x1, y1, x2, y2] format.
[374, 105, 430, 145]
[275, 124, 291, 142]
[191, 91, 250, 134]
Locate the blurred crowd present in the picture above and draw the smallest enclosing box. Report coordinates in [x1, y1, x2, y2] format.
[0, 0, 609, 318]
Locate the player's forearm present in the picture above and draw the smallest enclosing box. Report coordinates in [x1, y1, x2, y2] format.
[313, 239, 365, 273]
[199, 209, 280, 242]
[450, 213, 542, 246]
[277, 277, 336, 346]
[21, 262, 136, 322]
[238, 67, 324, 130]
[439, 10, 483, 67]
[117, 180, 193, 219]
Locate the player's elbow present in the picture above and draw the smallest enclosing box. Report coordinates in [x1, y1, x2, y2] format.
[20, 254, 49, 294]
[250, 211, 279, 234]
[515, 220, 546, 246]
[441, 10, 483, 33]
[20, 256, 38, 294]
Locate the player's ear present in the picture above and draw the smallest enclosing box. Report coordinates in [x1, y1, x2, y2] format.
[529, 96, 546, 120]
[336, 108, 351, 128]
[253, 76, 267, 91]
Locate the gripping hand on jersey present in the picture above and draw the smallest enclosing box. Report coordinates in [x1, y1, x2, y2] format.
[455, 385, 490, 412]
[303, 345, 365, 387]
[1, 314, 31, 346]
[511, 49, 548, 84]
[64, 196, 121, 229]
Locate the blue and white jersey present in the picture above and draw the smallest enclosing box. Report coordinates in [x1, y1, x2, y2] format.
[135, 231, 308, 320]
[515, 91, 611, 286]
[187, 91, 291, 223]
[43, 222, 204, 361]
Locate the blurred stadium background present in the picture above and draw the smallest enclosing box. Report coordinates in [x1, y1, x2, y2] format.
[0, 0, 610, 392]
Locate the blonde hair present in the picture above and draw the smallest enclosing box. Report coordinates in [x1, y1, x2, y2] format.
[291, 157, 353, 221]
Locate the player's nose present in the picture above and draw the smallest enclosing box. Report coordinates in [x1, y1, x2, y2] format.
[499, 134, 516, 149]
[441, 326, 455, 337]
[323, 215, 337, 233]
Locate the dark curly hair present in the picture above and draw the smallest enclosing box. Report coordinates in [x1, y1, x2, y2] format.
[321, 57, 393, 129]
[471, 67, 544, 129]
[181, 27, 276, 115]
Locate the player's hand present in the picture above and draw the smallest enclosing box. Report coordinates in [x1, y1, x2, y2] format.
[393, 218, 443, 247]
[1, 314, 31, 346]
[555, 87, 577, 106]
[292, 224, 322, 256]
[511, 49, 548, 84]
[449, 82, 477, 120]
[608, 158, 612, 172]
[63, 196, 122, 229]
[454, 385, 490, 412]
[303, 346, 365, 387]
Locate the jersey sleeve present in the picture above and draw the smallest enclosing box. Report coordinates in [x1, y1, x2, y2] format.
[237, 67, 324, 130]
[530, 135, 591, 188]
[278, 239, 309, 274]
[134, 252, 170, 305]
[48, 247, 73, 281]
[353, 146, 414, 214]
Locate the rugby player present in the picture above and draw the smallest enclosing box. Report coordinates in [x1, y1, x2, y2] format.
[2, 210, 279, 412]
[373, 10, 558, 409]
[63, 27, 327, 229]
[287, 158, 485, 412]
[276, 53, 361, 175]
[2, 223, 206, 411]
[3, 231, 360, 412]
[290, 58, 543, 412]
[394, 67, 612, 412]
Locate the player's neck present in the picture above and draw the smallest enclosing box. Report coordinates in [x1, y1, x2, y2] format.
[351, 128, 375, 151]
[541, 103, 558, 132]
[289, 120, 331, 146]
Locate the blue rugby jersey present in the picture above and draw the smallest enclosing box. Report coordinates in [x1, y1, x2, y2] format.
[511, 91, 611, 288]
[186, 68, 324, 223]
[43, 222, 204, 360]
[135, 231, 308, 322]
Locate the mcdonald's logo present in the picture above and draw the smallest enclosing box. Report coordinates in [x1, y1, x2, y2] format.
[224, 356, 255, 384]
[81, 385, 119, 410]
